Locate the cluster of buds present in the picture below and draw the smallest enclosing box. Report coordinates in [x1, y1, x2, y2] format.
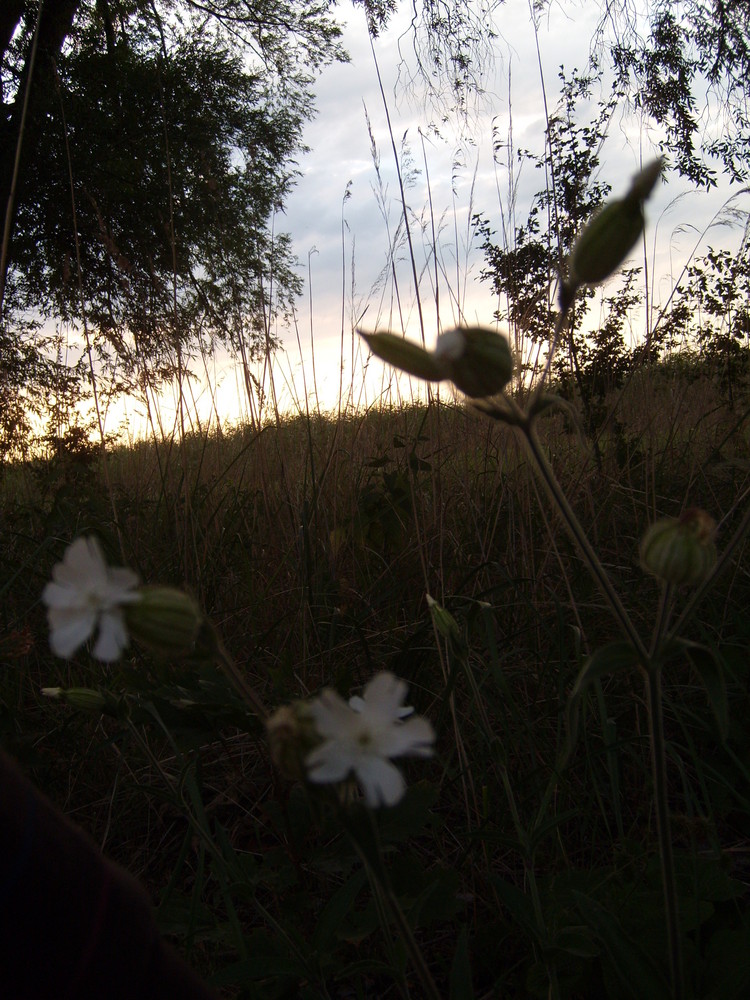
[360, 162, 664, 397]
[359, 325, 513, 399]
[640, 508, 717, 586]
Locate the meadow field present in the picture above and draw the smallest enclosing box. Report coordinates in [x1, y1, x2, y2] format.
[5, 2, 750, 996]
[2, 347, 750, 998]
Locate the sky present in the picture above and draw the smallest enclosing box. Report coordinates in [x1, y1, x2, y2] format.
[112, 0, 749, 436]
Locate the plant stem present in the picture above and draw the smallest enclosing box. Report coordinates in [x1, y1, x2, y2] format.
[519, 418, 650, 664]
[650, 582, 673, 657]
[213, 633, 268, 722]
[667, 496, 750, 643]
[381, 880, 443, 1000]
[645, 665, 684, 1000]
[517, 411, 685, 995]
[527, 283, 573, 409]
[346, 817, 443, 1000]
[500, 768, 561, 1000]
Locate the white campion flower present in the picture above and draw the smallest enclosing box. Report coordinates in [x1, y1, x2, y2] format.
[42, 537, 140, 661]
[305, 672, 435, 807]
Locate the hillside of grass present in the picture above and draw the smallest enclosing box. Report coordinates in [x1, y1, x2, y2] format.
[2, 357, 750, 998]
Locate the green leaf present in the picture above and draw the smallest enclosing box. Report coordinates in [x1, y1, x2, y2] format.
[408, 450, 432, 472]
[552, 925, 601, 959]
[680, 639, 729, 741]
[359, 331, 445, 382]
[705, 925, 750, 999]
[489, 874, 541, 944]
[569, 642, 640, 701]
[527, 392, 583, 430]
[209, 953, 307, 988]
[571, 891, 670, 999]
[312, 868, 368, 950]
[449, 926, 476, 1000]
[562, 642, 639, 767]
[407, 868, 461, 928]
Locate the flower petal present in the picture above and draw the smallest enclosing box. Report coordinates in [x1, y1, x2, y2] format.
[378, 716, 435, 759]
[54, 537, 108, 589]
[309, 688, 357, 739]
[93, 611, 129, 661]
[356, 756, 406, 807]
[306, 741, 355, 783]
[350, 690, 415, 718]
[42, 581, 86, 610]
[107, 566, 141, 595]
[43, 537, 139, 661]
[362, 672, 407, 710]
[47, 608, 97, 658]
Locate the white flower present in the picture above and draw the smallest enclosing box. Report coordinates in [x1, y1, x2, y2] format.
[42, 537, 140, 661]
[305, 672, 435, 807]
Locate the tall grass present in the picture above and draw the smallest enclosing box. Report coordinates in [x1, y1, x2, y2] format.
[3, 34, 750, 998]
[3, 344, 750, 996]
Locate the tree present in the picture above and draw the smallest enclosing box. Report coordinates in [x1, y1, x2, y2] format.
[558, 0, 750, 187]
[477, 68, 618, 359]
[475, 66, 652, 455]
[1, 0, 500, 454]
[0, 0, 355, 454]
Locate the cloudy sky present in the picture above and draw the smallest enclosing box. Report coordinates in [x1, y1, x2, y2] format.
[267, 0, 601, 415]
[125, 0, 748, 432]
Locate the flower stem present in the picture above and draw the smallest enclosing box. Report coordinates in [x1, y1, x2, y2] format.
[380, 880, 443, 1000]
[645, 665, 684, 1000]
[515, 414, 684, 994]
[345, 812, 443, 1000]
[213, 632, 268, 722]
[519, 418, 649, 664]
[500, 768, 560, 1000]
[667, 496, 750, 643]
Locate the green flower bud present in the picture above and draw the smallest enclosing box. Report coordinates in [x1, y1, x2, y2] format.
[434, 326, 513, 398]
[568, 159, 663, 288]
[42, 686, 120, 717]
[426, 594, 461, 644]
[266, 701, 319, 782]
[125, 586, 203, 658]
[359, 326, 513, 398]
[358, 331, 445, 382]
[640, 508, 717, 586]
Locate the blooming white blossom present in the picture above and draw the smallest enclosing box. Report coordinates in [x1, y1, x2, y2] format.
[42, 537, 140, 661]
[305, 672, 435, 807]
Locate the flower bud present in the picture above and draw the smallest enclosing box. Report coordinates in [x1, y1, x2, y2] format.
[266, 701, 319, 782]
[42, 686, 120, 717]
[426, 594, 461, 644]
[434, 326, 513, 398]
[125, 586, 203, 658]
[358, 330, 445, 382]
[568, 159, 663, 288]
[640, 508, 717, 586]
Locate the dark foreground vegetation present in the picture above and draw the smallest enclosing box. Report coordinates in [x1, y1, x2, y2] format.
[2, 352, 750, 998]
